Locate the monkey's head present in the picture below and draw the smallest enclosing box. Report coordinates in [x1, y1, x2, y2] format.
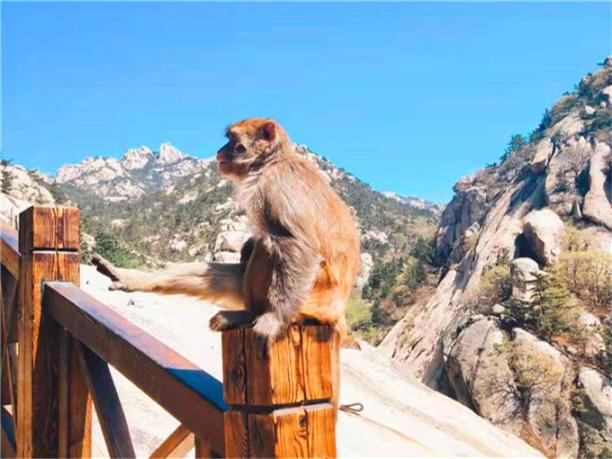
[216, 118, 289, 180]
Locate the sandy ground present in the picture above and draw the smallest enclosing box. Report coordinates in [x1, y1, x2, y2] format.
[79, 264, 541, 458]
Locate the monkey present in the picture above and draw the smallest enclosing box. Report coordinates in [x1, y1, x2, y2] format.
[92, 118, 361, 350]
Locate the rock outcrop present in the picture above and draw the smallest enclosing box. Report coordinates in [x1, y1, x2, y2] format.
[576, 368, 612, 456]
[0, 164, 55, 224]
[446, 319, 580, 457]
[435, 174, 488, 263]
[583, 142, 612, 229]
[56, 143, 209, 201]
[510, 258, 540, 303]
[530, 138, 554, 172]
[383, 60, 612, 457]
[355, 253, 374, 292]
[522, 209, 565, 266]
[445, 316, 522, 433]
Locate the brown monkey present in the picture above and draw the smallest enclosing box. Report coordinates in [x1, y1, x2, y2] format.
[93, 118, 361, 347]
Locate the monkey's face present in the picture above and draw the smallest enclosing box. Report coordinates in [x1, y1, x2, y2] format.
[216, 118, 281, 181]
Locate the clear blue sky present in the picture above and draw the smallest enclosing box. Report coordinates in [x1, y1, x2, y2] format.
[2, 2, 610, 202]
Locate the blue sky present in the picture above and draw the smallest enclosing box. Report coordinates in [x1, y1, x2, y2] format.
[2, 2, 610, 202]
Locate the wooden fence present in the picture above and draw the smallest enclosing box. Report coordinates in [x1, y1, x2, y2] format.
[0, 206, 338, 458]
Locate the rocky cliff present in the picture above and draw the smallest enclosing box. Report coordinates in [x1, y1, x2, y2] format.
[380, 58, 612, 457]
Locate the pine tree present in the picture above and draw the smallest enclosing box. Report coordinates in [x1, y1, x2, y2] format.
[530, 272, 575, 340]
[0, 159, 16, 194]
[499, 134, 527, 163]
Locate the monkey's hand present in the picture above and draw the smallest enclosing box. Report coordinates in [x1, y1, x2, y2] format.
[209, 310, 253, 331]
[91, 255, 135, 292]
[253, 312, 284, 350]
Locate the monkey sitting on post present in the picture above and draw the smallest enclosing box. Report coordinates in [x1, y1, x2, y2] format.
[93, 118, 361, 348]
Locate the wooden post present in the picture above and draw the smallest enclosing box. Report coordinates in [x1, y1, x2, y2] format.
[16, 206, 92, 457]
[222, 324, 338, 458]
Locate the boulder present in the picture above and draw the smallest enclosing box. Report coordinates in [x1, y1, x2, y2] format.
[435, 184, 487, 263]
[492, 304, 506, 315]
[451, 222, 481, 263]
[354, 253, 374, 291]
[576, 312, 605, 358]
[446, 321, 581, 457]
[551, 113, 584, 138]
[522, 209, 565, 265]
[577, 367, 612, 457]
[544, 137, 591, 217]
[445, 317, 522, 434]
[603, 85, 612, 105]
[530, 138, 554, 172]
[214, 231, 250, 253]
[511, 329, 579, 458]
[583, 142, 612, 230]
[510, 258, 540, 304]
[213, 251, 241, 263]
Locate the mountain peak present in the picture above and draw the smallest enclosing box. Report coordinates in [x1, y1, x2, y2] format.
[122, 146, 153, 170]
[158, 143, 187, 165]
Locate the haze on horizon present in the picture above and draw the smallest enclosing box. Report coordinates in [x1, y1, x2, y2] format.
[2, 2, 610, 202]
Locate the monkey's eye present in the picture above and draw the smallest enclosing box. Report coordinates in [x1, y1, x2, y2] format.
[234, 143, 246, 154]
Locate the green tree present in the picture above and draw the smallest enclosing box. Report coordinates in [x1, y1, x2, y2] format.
[48, 182, 67, 204]
[499, 134, 528, 163]
[1, 159, 16, 194]
[529, 272, 576, 340]
[94, 231, 143, 268]
[538, 109, 553, 132]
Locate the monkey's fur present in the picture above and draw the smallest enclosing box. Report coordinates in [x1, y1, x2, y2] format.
[93, 118, 361, 348]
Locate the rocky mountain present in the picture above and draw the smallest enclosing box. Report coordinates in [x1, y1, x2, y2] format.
[1, 140, 441, 317]
[0, 162, 56, 225]
[56, 143, 212, 202]
[380, 59, 612, 457]
[382, 191, 444, 212]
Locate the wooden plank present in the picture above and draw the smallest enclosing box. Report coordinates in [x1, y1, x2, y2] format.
[246, 326, 305, 406]
[305, 404, 337, 458]
[221, 329, 246, 405]
[58, 333, 70, 457]
[67, 337, 93, 458]
[1, 266, 18, 406]
[5, 345, 18, 420]
[17, 251, 78, 457]
[222, 325, 338, 458]
[247, 411, 275, 458]
[247, 404, 335, 458]
[16, 205, 90, 458]
[18, 206, 80, 253]
[1, 406, 16, 459]
[44, 282, 227, 455]
[301, 325, 335, 401]
[150, 424, 194, 458]
[75, 342, 135, 458]
[225, 325, 337, 407]
[194, 436, 217, 458]
[223, 411, 249, 458]
[0, 222, 20, 279]
[1, 266, 18, 344]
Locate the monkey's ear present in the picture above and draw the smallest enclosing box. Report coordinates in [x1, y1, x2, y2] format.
[262, 121, 276, 141]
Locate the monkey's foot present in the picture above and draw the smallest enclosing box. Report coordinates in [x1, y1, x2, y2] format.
[209, 311, 253, 331]
[91, 255, 133, 291]
[252, 312, 284, 351]
[91, 254, 120, 281]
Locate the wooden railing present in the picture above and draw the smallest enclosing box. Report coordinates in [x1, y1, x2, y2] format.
[0, 206, 338, 458]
